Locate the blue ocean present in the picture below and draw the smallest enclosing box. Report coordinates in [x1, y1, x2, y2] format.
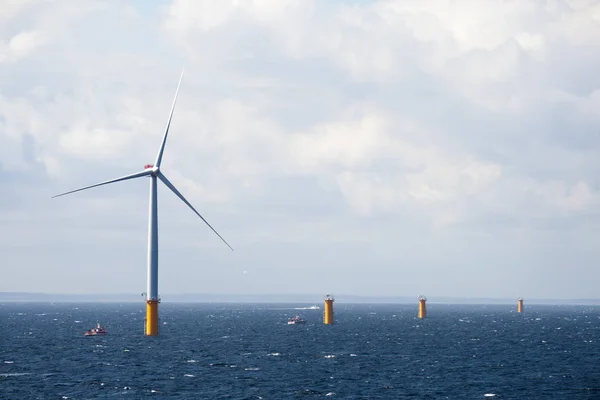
[1, 302, 599, 399]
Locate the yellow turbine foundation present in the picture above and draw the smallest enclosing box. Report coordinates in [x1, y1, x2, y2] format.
[418, 298, 427, 319]
[324, 295, 335, 325]
[145, 300, 159, 336]
[517, 298, 524, 313]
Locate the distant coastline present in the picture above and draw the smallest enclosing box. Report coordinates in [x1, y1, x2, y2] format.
[1, 292, 599, 305]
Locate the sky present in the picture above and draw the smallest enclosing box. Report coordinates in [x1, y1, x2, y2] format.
[1, 0, 600, 300]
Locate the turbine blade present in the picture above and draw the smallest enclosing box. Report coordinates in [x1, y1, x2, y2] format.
[52, 170, 152, 199]
[154, 66, 185, 168]
[158, 171, 234, 251]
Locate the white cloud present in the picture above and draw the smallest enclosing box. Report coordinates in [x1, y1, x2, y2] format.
[0, 30, 43, 62]
[291, 113, 389, 170]
[58, 126, 135, 161]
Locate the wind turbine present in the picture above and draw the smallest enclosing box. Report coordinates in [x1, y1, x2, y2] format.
[52, 68, 233, 336]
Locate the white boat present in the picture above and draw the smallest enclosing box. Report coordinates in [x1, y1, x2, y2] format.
[288, 315, 307, 325]
[85, 322, 108, 336]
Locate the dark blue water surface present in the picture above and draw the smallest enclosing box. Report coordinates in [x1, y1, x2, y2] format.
[1, 302, 599, 399]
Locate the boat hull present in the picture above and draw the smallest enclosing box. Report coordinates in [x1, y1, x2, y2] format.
[85, 323, 108, 336]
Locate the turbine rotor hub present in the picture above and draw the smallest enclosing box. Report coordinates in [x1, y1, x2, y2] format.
[144, 164, 159, 175]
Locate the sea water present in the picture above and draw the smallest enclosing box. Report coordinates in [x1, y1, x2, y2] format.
[1, 302, 599, 399]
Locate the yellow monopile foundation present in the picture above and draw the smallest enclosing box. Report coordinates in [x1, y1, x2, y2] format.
[145, 300, 159, 336]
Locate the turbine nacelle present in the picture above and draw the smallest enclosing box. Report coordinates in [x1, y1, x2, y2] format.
[144, 164, 159, 175]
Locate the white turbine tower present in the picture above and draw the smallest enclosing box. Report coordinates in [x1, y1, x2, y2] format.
[52, 68, 233, 336]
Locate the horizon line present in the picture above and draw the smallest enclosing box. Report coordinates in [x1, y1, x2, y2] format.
[1, 291, 599, 305]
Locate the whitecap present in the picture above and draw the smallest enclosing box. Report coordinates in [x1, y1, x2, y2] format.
[4, 361, 14, 364]
[484, 394, 496, 397]
[186, 359, 198, 363]
[245, 367, 261, 371]
[350, 354, 357, 357]
[326, 392, 335, 396]
[184, 374, 195, 377]
[267, 352, 281, 356]
[324, 355, 336, 358]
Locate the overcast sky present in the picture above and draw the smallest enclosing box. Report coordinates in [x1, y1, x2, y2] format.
[1, 0, 599, 300]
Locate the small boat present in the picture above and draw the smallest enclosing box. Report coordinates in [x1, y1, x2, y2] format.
[85, 322, 108, 336]
[288, 315, 306, 325]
